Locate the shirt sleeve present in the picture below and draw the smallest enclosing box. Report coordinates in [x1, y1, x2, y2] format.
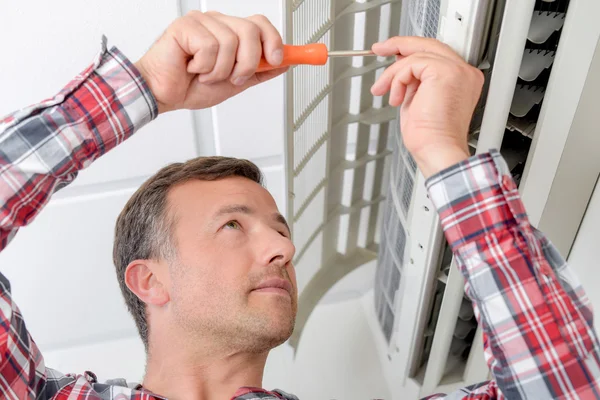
[0, 36, 157, 398]
[424, 150, 600, 399]
[0, 35, 157, 252]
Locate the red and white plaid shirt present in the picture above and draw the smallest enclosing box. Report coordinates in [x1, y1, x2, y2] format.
[1, 38, 599, 400]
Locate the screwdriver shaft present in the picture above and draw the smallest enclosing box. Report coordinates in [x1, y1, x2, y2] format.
[328, 50, 376, 57]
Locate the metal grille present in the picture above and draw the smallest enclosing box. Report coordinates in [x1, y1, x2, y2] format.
[399, 159, 414, 216]
[423, 0, 441, 38]
[374, 104, 417, 342]
[404, 0, 440, 38]
[376, 213, 403, 344]
[287, 0, 403, 352]
[373, 0, 441, 364]
[374, 125, 415, 343]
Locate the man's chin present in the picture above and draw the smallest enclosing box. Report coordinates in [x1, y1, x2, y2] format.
[261, 316, 295, 341]
[237, 302, 296, 350]
[246, 328, 293, 353]
[244, 316, 295, 352]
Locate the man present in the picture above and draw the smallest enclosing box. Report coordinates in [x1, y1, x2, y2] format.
[0, 10, 599, 400]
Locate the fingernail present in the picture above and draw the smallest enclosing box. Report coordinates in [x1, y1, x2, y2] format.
[271, 49, 283, 66]
[232, 75, 250, 86]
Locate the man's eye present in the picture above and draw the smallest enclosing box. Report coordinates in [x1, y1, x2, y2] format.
[224, 220, 240, 230]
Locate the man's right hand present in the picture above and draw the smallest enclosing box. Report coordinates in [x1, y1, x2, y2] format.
[371, 37, 484, 179]
[135, 11, 287, 114]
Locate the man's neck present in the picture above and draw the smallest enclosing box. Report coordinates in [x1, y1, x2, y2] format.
[143, 341, 268, 400]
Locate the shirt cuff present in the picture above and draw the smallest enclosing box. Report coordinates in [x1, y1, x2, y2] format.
[424, 149, 528, 251]
[86, 36, 159, 154]
[0, 36, 159, 140]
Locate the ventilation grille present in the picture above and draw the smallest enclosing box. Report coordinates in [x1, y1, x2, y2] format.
[404, 0, 441, 38]
[373, 0, 436, 351]
[287, 0, 403, 352]
[374, 122, 415, 343]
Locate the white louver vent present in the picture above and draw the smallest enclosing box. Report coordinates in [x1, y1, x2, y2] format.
[285, 0, 403, 352]
[506, 1, 568, 143]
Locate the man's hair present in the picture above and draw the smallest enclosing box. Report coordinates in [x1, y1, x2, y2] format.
[113, 156, 263, 349]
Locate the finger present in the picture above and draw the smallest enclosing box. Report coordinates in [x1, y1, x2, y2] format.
[246, 14, 284, 66]
[371, 53, 442, 96]
[371, 54, 407, 95]
[389, 68, 422, 107]
[185, 24, 219, 75]
[386, 57, 426, 107]
[189, 13, 239, 83]
[170, 15, 219, 74]
[232, 66, 289, 93]
[389, 69, 410, 107]
[254, 66, 289, 84]
[214, 14, 263, 86]
[188, 67, 288, 107]
[371, 56, 407, 96]
[385, 54, 467, 107]
[402, 81, 420, 108]
[372, 36, 464, 63]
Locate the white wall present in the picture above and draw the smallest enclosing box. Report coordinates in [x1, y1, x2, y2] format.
[0, 1, 388, 398]
[289, 294, 391, 400]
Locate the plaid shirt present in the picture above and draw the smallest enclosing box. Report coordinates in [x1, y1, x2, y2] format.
[1, 38, 599, 399]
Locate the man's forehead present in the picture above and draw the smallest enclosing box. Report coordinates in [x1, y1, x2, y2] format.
[168, 193, 290, 235]
[168, 177, 279, 213]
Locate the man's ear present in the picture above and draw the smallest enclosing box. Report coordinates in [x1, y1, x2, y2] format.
[125, 260, 170, 307]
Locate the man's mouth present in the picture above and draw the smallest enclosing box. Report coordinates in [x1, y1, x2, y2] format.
[252, 278, 292, 297]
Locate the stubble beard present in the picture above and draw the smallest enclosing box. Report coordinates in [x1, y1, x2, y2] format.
[233, 302, 297, 353]
[174, 293, 297, 355]
[171, 261, 297, 354]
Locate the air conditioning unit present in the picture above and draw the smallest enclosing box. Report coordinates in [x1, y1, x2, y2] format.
[283, 0, 600, 398]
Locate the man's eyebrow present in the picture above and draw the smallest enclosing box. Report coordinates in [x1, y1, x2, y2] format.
[213, 205, 290, 235]
[214, 204, 253, 217]
[274, 213, 291, 235]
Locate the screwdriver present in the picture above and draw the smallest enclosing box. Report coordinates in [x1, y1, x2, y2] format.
[257, 43, 376, 72]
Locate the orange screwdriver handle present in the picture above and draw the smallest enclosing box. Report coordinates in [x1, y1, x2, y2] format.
[256, 43, 328, 72]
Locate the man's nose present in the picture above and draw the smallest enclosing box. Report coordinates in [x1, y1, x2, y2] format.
[259, 229, 295, 268]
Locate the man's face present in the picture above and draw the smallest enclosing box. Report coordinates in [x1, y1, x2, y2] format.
[165, 176, 297, 353]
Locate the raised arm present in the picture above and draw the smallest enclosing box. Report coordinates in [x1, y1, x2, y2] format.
[372, 36, 600, 398]
[0, 13, 286, 398]
[0, 12, 287, 252]
[425, 150, 600, 399]
[0, 37, 157, 251]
